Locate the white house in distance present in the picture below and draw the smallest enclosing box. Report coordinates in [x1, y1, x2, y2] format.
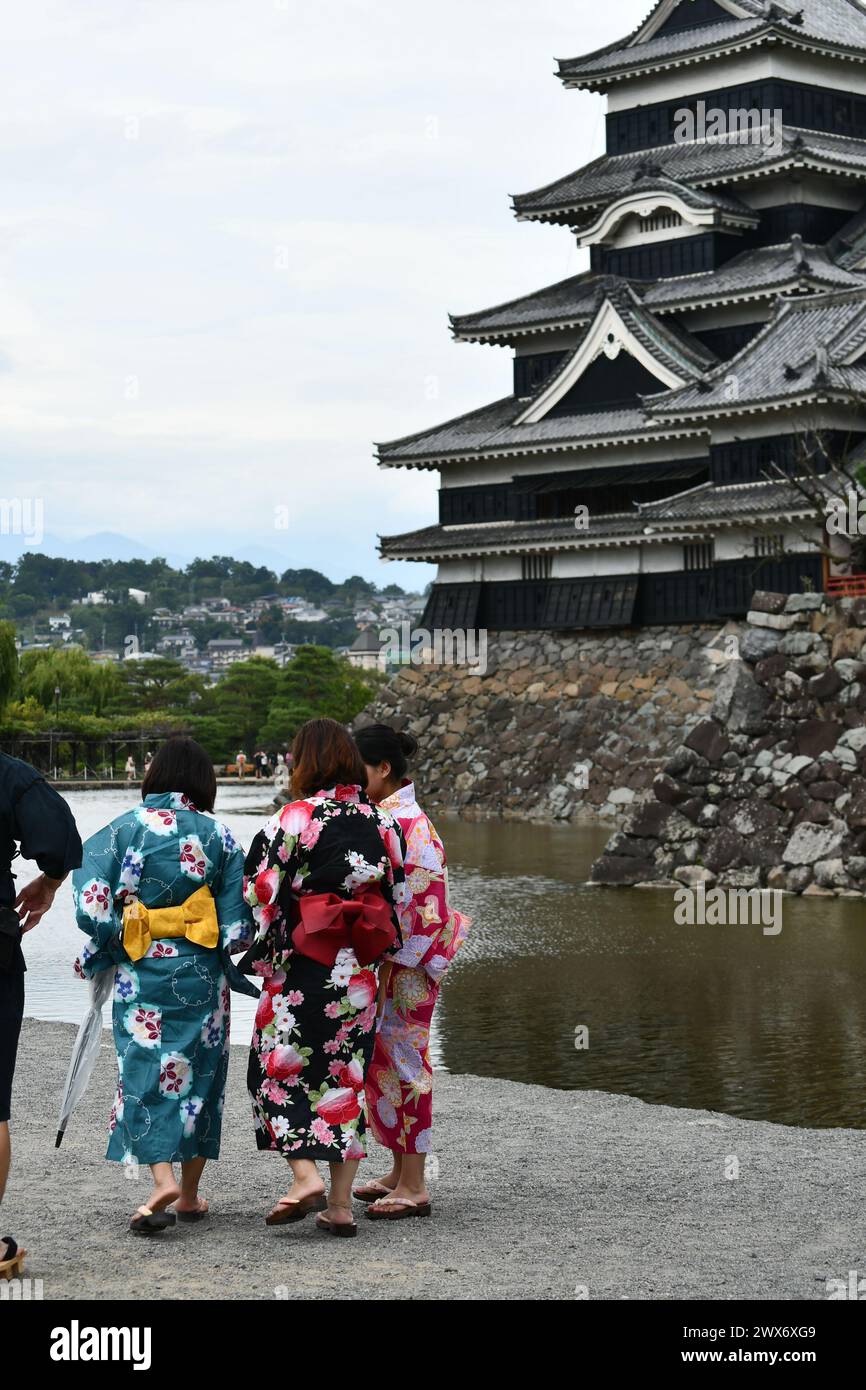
[377, 0, 866, 632]
[346, 626, 387, 672]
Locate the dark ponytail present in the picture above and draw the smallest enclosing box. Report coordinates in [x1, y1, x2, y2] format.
[354, 723, 418, 782]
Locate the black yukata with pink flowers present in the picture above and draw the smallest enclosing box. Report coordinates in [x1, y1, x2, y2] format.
[243, 785, 408, 1161]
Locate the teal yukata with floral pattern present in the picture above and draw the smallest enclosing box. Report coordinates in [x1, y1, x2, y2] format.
[72, 793, 256, 1166]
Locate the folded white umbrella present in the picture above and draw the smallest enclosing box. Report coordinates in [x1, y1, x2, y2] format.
[55, 967, 114, 1147]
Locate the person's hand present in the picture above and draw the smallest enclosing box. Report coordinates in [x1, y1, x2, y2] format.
[15, 873, 63, 932]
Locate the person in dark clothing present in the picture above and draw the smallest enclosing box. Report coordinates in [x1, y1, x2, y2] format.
[0, 753, 82, 1276]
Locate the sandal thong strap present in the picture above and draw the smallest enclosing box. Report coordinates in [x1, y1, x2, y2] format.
[0, 1236, 18, 1260]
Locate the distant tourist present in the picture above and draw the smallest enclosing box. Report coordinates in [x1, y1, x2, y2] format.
[0, 753, 82, 1277]
[236, 750, 247, 780]
[72, 736, 256, 1234]
[352, 724, 470, 1222]
[144, 751, 153, 773]
[254, 750, 268, 780]
[125, 755, 136, 783]
[243, 718, 409, 1236]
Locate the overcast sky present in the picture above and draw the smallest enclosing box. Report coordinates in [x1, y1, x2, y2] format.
[0, 0, 648, 586]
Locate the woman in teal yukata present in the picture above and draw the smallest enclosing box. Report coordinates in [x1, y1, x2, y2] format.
[73, 737, 256, 1235]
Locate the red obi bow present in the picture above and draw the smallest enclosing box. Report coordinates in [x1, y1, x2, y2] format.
[291, 889, 397, 967]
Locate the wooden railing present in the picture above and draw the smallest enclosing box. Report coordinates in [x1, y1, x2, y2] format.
[826, 574, 866, 597]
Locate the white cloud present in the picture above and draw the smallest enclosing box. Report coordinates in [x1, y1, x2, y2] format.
[0, 0, 647, 582]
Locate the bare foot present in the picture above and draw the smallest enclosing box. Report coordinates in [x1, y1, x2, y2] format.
[353, 1172, 398, 1198]
[373, 1184, 430, 1210]
[144, 1178, 181, 1216]
[174, 1196, 208, 1216]
[320, 1201, 355, 1228]
[278, 1175, 326, 1207]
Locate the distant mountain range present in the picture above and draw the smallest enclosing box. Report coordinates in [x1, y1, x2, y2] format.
[1, 530, 299, 575]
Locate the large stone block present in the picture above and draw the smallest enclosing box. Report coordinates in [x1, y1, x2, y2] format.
[703, 827, 748, 871]
[795, 719, 844, 758]
[808, 667, 843, 700]
[782, 821, 845, 865]
[751, 591, 789, 614]
[589, 855, 657, 886]
[684, 719, 730, 763]
[740, 629, 781, 663]
[711, 661, 770, 734]
[746, 611, 798, 631]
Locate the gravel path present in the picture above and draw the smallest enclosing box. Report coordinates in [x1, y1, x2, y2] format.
[5, 1020, 864, 1300]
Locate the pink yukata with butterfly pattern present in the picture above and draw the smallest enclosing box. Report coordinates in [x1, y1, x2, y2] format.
[364, 781, 469, 1154]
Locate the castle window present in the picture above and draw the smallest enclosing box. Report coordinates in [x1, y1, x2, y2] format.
[754, 533, 785, 558]
[638, 210, 683, 234]
[683, 542, 714, 571]
[522, 554, 553, 581]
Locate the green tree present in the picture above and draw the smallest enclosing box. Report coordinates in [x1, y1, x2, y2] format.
[0, 622, 18, 710]
[258, 645, 380, 745]
[256, 605, 285, 645]
[208, 658, 281, 750]
[111, 658, 206, 714]
[278, 568, 335, 600]
[19, 646, 122, 715]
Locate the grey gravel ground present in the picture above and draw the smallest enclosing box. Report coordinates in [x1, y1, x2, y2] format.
[4, 1020, 865, 1300]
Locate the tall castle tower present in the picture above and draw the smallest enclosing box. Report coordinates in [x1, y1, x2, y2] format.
[376, 0, 866, 632]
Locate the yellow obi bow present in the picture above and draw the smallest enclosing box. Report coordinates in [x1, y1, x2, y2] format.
[122, 885, 219, 962]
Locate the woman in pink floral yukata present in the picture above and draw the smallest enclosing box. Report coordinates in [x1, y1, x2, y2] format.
[353, 725, 469, 1222]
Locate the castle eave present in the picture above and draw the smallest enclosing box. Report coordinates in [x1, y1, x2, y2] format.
[557, 3, 866, 93]
[513, 129, 866, 224]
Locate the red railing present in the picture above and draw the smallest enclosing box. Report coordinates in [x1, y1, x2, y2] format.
[826, 574, 866, 597]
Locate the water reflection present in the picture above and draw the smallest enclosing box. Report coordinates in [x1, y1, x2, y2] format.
[438, 815, 866, 1128]
[18, 790, 866, 1127]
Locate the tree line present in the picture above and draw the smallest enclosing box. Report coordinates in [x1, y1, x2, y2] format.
[0, 623, 381, 764]
[0, 555, 410, 616]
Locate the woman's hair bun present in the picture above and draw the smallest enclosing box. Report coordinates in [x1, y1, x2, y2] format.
[353, 722, 417, 781]
[397, 730, 419, 759]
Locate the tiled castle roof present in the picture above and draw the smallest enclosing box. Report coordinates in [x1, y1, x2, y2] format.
[451, 270, 603, 342]
[828, 203, 866, 270]
[650, 287, 866, 416]
[557, 0, 866, 91]
[450, 243, 865, 342]
[379, 478, 818, 560]
[379, 283, 714, 466]
[644, 239, 866, 309]
[381, 285, 866, 466]
[512, 128, 866, 222]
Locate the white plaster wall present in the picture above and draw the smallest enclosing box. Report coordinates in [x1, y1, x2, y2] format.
[482, 554, 524, 581]
[715, 525, 823, 561]
[742, 176, 861, 211]
[612, 212, 710, 247]
[435, 558, 483, 583]
[605, 50, 866, 112]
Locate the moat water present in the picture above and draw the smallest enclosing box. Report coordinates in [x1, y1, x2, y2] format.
[21, 787, 866, 1128]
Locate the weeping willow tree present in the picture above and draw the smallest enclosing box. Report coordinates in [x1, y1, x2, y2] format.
[17, 646, 122, 716]
[0, 621, 17, 712]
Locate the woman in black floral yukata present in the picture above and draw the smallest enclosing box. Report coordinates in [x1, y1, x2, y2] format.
[243, 718, 409, 1237]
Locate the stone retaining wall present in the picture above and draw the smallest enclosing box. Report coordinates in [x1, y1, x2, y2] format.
[591, 593, 866, 896]
[358, 625, 731, 821]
